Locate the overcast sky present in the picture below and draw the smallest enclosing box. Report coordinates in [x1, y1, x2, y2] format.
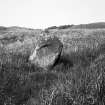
[0, 0, 105, 29]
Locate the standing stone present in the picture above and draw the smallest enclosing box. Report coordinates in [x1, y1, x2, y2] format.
[29, 35, 63, 70]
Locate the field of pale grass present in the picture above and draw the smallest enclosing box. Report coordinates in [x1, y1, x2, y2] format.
[0, 28, 105, 105]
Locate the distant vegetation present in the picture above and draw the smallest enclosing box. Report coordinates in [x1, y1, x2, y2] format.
[0, 22, 105, 105]
[71, 22, 105, 29]
[46, 25, 73, 30]
[0, 26, 7, 30]
[45, 22, 105, 33]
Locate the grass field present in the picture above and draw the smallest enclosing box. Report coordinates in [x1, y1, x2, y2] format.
[0, 26, 105, 105]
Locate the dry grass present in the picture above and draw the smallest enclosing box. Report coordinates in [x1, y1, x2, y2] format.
[0, 28, 105, 105]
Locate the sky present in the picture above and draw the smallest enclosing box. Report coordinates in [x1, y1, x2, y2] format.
[0, 0, 105, 29]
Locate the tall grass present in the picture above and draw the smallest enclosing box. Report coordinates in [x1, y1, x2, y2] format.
[0, 40, 105, 105]
[0, 28, 105, 105]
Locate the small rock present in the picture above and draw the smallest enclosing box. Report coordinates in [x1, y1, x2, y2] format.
[29, 35, 63, 70]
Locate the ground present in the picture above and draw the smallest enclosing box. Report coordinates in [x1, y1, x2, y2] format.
[0, 24, 105, 105]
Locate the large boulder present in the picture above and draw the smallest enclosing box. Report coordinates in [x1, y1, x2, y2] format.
[29, 35, 63, 70]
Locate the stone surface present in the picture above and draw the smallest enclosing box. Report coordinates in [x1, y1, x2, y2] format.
[29, 35, 63, 70]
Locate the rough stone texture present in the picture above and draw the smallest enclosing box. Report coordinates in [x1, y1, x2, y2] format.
[29, 35, 63, 70]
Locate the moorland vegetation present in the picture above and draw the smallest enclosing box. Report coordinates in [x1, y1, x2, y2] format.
[0, 22, 105, 105]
